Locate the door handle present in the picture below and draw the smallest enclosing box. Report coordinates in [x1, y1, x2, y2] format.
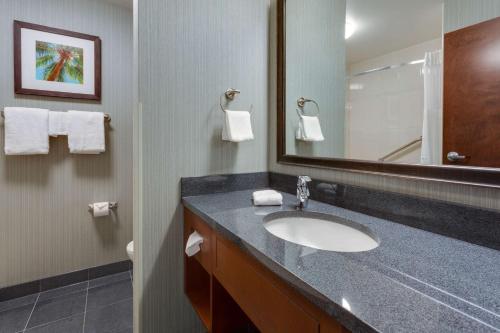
[447, 151, 467, 162]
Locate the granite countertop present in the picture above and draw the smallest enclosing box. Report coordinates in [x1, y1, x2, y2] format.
[182, 189, 500, 333]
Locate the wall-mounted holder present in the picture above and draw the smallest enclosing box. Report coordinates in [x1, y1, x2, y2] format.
[296, 97, 320, 117]
[87, 202, 118, 212]
[220, 88, 254, 113]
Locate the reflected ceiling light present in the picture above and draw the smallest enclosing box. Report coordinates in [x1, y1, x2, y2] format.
[345, 20, 357, 39]
[342, 298, 352, 311]
[409, 59, 425, 65]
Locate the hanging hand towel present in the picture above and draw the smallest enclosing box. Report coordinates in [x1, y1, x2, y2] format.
[222, 110, 254, 142]
[296, 115, 325, 142]
[3, 107, 49, 155]
[67, 111, 105, 154]
[48, 111, 69, 137]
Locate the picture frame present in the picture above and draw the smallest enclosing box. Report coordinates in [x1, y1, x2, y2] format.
[14, 20, 101, 101]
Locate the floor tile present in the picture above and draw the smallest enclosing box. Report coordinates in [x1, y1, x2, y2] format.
[25, 313, 84, 333]
[0, 293, 38, 312]
[0, 303, 34, 333]
[86, 280, 132, 311]
[26, 290, 86, 329]
[88, 272, 130, 289]
[38, 282, 88, 302]
[84, 298, 132, 333]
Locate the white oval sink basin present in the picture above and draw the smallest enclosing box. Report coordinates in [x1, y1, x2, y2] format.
[263, 211, 379, 252]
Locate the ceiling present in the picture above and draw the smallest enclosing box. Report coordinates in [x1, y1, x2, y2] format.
[104, 0, 133, 9]
[346, 0, 443, 65]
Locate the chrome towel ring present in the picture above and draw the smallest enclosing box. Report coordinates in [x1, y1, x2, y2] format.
[296, 97, 320, 117]
[220, 88, 253, 113]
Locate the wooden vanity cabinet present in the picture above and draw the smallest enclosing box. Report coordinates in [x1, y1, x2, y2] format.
[184, 208, 348, 333]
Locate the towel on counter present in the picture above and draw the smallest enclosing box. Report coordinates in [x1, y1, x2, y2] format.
[67, 111, 105, 154]
[48, 111, 69, 137]
[252, 190, 283, 206]
[222, 110, 254, 142]
[296, 115, 324, 142]
[3, 107, 49, 155]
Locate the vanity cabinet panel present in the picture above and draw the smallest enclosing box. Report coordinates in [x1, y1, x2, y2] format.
[184, 208, 213, 274]
[184, 207, 347, 333]
[184, 209, 214, 331]
[215, 238, 319, 333]
[185, 256, 212, 330]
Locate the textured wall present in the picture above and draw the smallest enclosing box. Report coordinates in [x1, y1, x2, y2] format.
[285, 0, 346, 158]
[0, 0, 133, 287]
[137, 0, 269, 331]
[444, 0, 500, 33]
[268, 0, 500, 211]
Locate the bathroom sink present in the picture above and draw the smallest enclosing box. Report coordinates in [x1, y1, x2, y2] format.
[263, 211, 379, 252]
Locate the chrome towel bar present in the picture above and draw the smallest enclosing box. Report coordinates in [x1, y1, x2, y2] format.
[1, 111, 111, 123]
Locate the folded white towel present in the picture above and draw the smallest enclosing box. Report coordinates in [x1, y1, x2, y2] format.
[252, 190, 283, 206]
[296, 115, 325, 142]
[222, 110, 254, 142]
[48, 111, 69, 137]
[67, 111, 105, 154]
[3, 107, 49, 155]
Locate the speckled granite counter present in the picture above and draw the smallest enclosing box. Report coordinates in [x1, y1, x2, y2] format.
[183, 189, 500, 333]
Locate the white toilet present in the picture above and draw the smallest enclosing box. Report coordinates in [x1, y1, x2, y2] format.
[127, 241, 134, 262]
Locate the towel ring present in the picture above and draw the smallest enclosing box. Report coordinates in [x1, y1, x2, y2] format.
[296, 97, 320, 117]
[220, 88, 253, 113]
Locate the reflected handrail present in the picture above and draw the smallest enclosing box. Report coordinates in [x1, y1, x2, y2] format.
[378, 137, 423, 162]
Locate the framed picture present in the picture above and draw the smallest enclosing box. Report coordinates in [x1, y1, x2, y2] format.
[14, 20, 101, 101]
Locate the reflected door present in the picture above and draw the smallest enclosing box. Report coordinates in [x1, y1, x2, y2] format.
[443, 17, 500, 167]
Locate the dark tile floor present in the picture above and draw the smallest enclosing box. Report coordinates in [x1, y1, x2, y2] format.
[0, 271, 132, 333]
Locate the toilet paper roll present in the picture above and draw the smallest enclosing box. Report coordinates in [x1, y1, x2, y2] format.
[185, 231, 204, 257]
[92, 202, 110, 217]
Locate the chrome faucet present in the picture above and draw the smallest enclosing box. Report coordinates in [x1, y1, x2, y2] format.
[296, 176, 312, 210]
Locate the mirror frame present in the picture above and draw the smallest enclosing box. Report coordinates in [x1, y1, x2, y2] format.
[276, 0, 500, 188]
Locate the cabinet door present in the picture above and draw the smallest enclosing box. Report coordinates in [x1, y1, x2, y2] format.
[215, 238, 319, 333]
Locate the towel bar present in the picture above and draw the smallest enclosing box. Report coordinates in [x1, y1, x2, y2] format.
[1, 111, 111, 123]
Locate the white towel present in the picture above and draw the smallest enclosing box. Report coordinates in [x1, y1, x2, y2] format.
[296, 115, 325, 142]
[252, 190, 283, 206]
[3, 107, 49, 155]
[222, 110, 254, 142]
[67, 111, 105, 154]
[48, 111, 69, 137]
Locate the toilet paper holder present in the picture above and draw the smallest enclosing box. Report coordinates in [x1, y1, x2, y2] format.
[87, 202, 118, 212]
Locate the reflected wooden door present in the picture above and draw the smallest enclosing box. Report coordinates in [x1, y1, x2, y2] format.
[443, 17, 500, 167]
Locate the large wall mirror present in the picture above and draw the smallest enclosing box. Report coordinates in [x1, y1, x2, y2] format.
[277, 0, 500, 187]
